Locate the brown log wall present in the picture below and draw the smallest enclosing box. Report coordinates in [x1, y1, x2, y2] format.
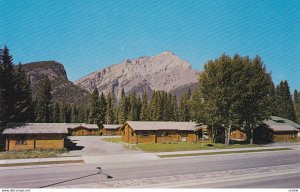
[5, 134, 65, 151]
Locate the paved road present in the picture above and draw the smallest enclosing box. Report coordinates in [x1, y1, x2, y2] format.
[1, 148, 299, 188]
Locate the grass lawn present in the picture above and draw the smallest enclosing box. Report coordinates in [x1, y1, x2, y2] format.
[136, 142, 264, 152]
[103, 137, 122, 143]
[0, 148, 68, 159]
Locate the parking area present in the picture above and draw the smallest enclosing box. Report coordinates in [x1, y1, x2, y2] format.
[63, 136, 141, 156]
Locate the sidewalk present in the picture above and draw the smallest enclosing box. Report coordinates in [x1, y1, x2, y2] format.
[0, 156, 84, 167]
[1, 144, 298, 168]
[152, 145, 298, 156]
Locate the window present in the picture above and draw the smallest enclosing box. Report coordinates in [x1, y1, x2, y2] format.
[162, 131, 169, 136]
[16, 135, 27, 145]
[131, 132, 134, 136]
[141, 131, 150, 137]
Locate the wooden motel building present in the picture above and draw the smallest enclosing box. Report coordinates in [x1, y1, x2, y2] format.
[2, 123, 68, 151]
[121, 121, 211, 143]
[101, 124, 122, 135]
[254, 116, 299, 143]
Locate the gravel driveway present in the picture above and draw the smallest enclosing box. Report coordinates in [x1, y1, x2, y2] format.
[63, 136, 141, 156]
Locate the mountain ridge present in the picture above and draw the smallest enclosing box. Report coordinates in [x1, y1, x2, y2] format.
[74, 51, 200, 99]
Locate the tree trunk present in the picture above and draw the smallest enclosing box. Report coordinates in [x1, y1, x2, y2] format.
[225, 125, 231, 146]
[250, 124, 254, 145]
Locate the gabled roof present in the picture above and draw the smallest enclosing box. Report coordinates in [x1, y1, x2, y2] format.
[263, 116, 300, 132]
[3, 123, 99, 134]
[125, 121, 201, 131]
[67, 123, 99, 130]
[103, 124, 122, 130]
[3, 123, 69, 134]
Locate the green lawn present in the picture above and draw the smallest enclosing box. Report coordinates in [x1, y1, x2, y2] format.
[136, 142, 264, 152]
[0, 148, 68, 159]
[103, 137, 122, 143]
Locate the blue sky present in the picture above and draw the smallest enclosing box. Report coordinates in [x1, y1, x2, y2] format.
[1, 0, 299, 91]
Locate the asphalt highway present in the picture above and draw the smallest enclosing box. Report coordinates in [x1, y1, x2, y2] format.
[1, 148, 299, 188]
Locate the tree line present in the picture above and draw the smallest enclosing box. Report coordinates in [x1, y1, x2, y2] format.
[1, 46, 300, 143]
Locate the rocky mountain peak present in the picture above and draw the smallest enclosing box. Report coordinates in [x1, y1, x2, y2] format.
[74, 51, 200, 99]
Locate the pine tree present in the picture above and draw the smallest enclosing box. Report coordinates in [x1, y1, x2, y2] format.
[71, 104, 78, 123]
[13, 64, 34, 122]
[0, 46, 16, 125]
[105, 92, 115, 124]
[128, 92, 138, 121]
[53, 102, 61, 123]
[35, 77, 53, 123]
[140, 91, 149, 120]
[89, 88, 100, 124]
[190, 89, 205, 123]
[98, 92, 107, 128]
[274, 80, 296, 121]
[178, 90, 191, 121]
[117, 88, 128, 124]
[294, 90, 300, 123]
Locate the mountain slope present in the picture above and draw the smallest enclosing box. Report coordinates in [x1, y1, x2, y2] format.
[74, 51, 200, 99]
[21, 61, 90, 103]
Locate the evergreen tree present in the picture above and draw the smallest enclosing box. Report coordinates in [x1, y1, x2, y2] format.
[35, 77, 53, 123]
[274, 81, 296, 121]
[294, 90, 300, 123]
[140, 91, 149, 120]
[98, 92, 107, 128]
[190, 89, 205, 123]
[128, 92, 138, 121]
[117, 88, 128, 124]
[105, 92, 115, 124]
[178, 89, 192, 121]
[53, 102, 61, 123]
[0, 46, 16, 125]
[13, 64, 34, 122]
[89, 88, 100, 124]
[71, 104, 78, 123]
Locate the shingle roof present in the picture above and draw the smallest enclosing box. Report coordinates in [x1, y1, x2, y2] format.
[3, 123, 69, 134]
[66, 123, 99, 130]
[125, 121, 201, 131]
[263, 116, 299, 132]
[103, 124, 122, 130]
[2, 123, 99, 134]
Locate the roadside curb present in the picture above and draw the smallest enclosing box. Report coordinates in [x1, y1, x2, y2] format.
[152, 146, 296, 156]
[0, 156, 84, 167]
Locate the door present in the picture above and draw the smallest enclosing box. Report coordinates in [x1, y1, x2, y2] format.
[181, 132, 187, 142]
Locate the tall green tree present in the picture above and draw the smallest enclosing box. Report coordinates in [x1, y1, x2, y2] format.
[0, 46, 16, 125]
[199, 54, 273, 145]
[35, 77, 53, 123]
[274, 80, 296, 121]
[13, 64, 34, 122]
[190, 89, 205, 123]
[98, 92, 107, 128]
[53, 102, 61, 123]
[117, 88, 128, 124]
[89, 88, 100, 124]
[105, 92, 115, 124]
[294, 90, 300, 123]
[178, 89, 192, 121]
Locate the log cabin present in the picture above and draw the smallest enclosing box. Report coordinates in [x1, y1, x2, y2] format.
[120, 121, 211, 143]
[254, 116, 299, 143]
[67, 124, 99, 136]
[101, 124, 122, 135]
[3, 123, 68, 151]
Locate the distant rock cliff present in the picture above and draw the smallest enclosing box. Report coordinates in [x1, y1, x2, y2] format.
[74, 51, 200, 99]
[22, 61, 90, 103]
